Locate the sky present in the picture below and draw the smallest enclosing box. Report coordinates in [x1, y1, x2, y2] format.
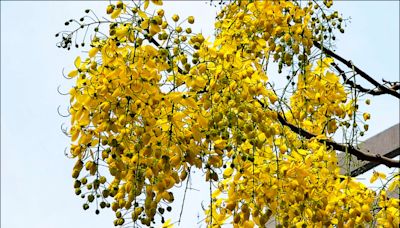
[1, 1, 399, 228]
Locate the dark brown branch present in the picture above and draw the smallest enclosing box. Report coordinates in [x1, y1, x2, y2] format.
[332, 63, 400, 96]
[256, 99, 400, 168]
[278, 113, 400, 168]
[314, 41, 400, 99]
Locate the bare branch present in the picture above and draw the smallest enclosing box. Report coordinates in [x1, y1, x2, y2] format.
[314, 41, 400, 99]
[332, 63, 400, 96]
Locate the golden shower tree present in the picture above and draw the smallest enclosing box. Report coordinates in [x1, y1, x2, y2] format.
[58, 0, 399, 227]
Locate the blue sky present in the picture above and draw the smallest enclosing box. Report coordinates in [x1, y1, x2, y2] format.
[1, 1, 399, 228]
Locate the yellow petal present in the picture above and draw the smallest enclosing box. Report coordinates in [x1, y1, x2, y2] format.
[297, 149, 308, 156]
[88, 47, 99, 58]
[71, 129, 80, 142]
[197, 113, 208, 128]
[370, 172, 379, 183]
[325, 72, 338, 84]
[151, 0, 163, 6]
[111, 8, 121, 19]
[243, 220, 254, 228]
[144, 0, 149, 10]
[223, 167, 233, 178]
[242, 140, 253, 151]
[182, 97, 197, 109]
[214, 139, 227, 150]
[212, 189, 221, 198]
[378, 172, 387, 179]
[258, 132, 266, 142]
[140, 19, 149, 30]
[194, 77, 206, 88]
[388, 177, 399, 191]
[68, 70, 78, 78]
[74, 56, 81, 68]
[322, 57, 334, 67]
[149, 23, 160, 35]
[138, 10, 148, 19]
[161, 219, 173, 228]
[112, 87, 122, 98]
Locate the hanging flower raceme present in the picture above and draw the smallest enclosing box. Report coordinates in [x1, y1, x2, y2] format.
[60, 0, 399, 227]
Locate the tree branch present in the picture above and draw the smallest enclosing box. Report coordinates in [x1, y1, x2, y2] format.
[256, 99, 400, 168]
[332, 63, 400, 96]
[314, 41, 400, 99]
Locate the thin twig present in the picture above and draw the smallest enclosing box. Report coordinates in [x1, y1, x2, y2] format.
[178, 168, 191, 225]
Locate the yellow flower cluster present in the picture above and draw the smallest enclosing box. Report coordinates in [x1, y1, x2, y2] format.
[64, 0, 399, 227]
